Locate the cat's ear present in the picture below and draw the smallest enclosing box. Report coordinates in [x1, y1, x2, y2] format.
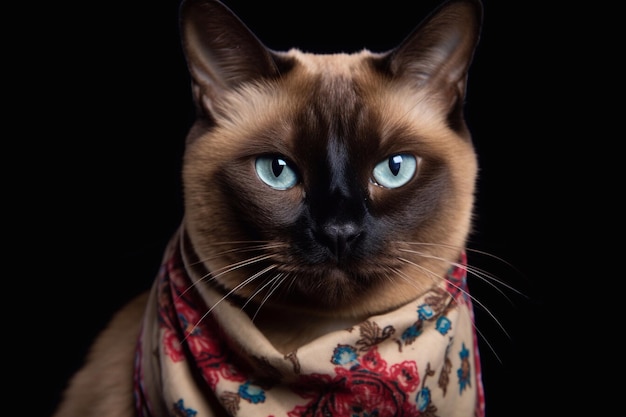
[179, 0, 288, 118]
[380, 0, 482, 131]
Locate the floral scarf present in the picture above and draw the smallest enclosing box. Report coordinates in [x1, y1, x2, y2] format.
[134, 231, 485, 417]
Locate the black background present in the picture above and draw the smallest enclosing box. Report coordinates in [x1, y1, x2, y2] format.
[14, 0, 615, 416]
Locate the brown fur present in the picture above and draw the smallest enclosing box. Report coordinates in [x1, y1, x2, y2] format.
[53, 0, 482, 415]
[53, 293, 148, 417]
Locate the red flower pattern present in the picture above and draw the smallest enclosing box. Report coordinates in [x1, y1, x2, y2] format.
[445, 252, 469, 303]
[288, 348, 420, 417]
[157, 257, 246, 390]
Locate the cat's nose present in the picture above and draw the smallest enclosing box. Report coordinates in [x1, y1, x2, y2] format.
[319, 222, 361, 263]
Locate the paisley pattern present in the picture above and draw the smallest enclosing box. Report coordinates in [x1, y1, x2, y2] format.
[134, 232, 485, 417]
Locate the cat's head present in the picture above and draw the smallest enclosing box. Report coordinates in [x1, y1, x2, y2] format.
[179, 0, 482, 318]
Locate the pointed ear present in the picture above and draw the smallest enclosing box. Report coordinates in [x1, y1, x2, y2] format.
[179, 0, 289, 118]
[379, 0, 482, 130]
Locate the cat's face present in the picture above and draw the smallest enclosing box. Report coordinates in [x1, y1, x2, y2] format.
[179, 0, 482, 318]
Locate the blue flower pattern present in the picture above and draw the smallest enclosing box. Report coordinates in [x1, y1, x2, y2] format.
[435, 316, 452, 335]
[416, 386, 431, 412]
[401, 323, 422, 343]
[398, 263, 475, 414]
[238, 381, 266, 404]
[417, 303, 435, 320]
[173, 398, 197, 417]
[457, 343, 472, 394]
[331, 344, 359, 366]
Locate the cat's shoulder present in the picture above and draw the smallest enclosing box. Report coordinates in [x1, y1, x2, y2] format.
[52, 291, 149, 417]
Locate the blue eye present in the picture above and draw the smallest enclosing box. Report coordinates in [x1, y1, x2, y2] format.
[372, 154, 418, 188]
[255, 155, 298, 190]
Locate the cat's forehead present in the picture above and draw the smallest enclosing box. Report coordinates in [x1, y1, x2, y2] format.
[203, 76, 456, 176]
[214, 50, 447, 143]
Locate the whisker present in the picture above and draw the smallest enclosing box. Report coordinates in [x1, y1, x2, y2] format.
[398, 254, 511, 337]
[396, 255, 510, 363]
[191, 242, 292, 323]
[282, 272, 299, 298]
[395, 256, 444, 286]
[473, 322, 502, 363]
[397, 247, 526, 300]
[184, 242, 287, 268]
[397, 241, 526, 283]
[390, 264, 441, 289]
[250, 273, 290, 322]
[240, 272, 283, 312]
[465, 264, 525, 298]
[180, 263, 279, 344]
[178, 253, 276, 299]
[209, 240, 289, 247]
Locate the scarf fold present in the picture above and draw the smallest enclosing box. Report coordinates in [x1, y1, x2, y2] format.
[134, 230, 485, 417]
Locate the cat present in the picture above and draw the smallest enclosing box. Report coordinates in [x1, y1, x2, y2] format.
[52, 0, 485, 416]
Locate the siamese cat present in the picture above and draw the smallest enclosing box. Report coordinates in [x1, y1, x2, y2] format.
[53, 0, 486, 415]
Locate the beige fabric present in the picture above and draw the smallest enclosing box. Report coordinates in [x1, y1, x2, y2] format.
[135, 231, 485, 417]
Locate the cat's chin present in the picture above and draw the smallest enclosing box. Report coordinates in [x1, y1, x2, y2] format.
[312, 268, 364, 302]
[254, 267, 394, 315]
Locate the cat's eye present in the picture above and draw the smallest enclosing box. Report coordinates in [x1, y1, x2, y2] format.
[372, 154, 418, 189]
[255, 155, 298, 190]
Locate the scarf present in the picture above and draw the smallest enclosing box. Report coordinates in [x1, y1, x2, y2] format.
[134, 230, 485, 417]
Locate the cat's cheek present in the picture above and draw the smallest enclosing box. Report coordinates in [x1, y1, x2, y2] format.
[266, 187, 306, 217]
[244, 184, 306, 228]
[366, 182, 414, 213]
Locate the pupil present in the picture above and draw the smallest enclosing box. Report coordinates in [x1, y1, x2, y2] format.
[389, 155, 402, 176]
[272, 158, 286, 176]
